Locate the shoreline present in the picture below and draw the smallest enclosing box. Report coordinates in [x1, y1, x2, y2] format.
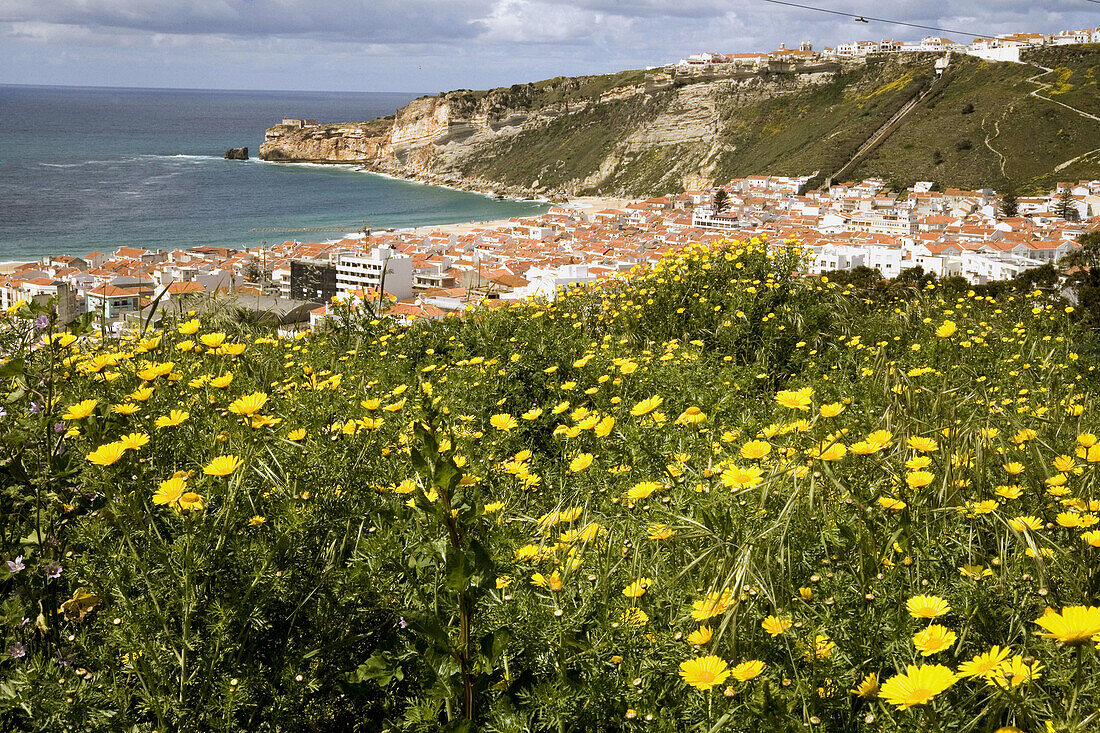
[389, 195, 636, 238]
[1, 192, 634, 266]
[0, 260, 36, 274]
[361, 168, 552, 205]
[5, 153, 636, 263]
[257, 153, 571, 204]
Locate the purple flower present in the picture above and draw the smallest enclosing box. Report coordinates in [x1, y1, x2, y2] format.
[8, 642, 26, 659]
[398, 617, 407, 629]
[34, 314, 49, 329]
[0, 407, 6, 420]
[29, 402, 40, 415]
[45, 561, 62, 579]
[54, 422, 66, 434]
[6, 555, 24, 573]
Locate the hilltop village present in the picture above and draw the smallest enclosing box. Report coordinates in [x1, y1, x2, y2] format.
[2, 176, 1098, 332]
[676, 26, 1100, 67]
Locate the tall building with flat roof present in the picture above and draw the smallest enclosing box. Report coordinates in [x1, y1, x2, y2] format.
[290, 259, 338, 302]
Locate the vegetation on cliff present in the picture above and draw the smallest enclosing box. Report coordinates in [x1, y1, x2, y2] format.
[850, 46, 1100, 191]
[464, 49, 1100, 195]
[439, 68, 648, 113]
[261, 47, 1100, 197]
[3, 239, 1100, 731]
[402, 55, 940, 196]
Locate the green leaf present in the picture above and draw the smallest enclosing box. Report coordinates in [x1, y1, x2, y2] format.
[0, 358, 24, 380]
[408, 615, 453, 654]
[485, 629, 510, 663]
[434, 462, 460, 495]
[350, 651, 397, 685]
[410, 446, 430, 477]
[469, 537, 493, 574]
[444, 547, 473, 592]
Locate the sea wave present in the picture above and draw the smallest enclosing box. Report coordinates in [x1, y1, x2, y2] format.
[41, 156, 155, 168]
[255, 159, 362, 171]
[156, 154, 221, 162]
[363, 169, 547, 203]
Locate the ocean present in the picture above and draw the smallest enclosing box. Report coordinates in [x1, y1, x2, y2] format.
[0, 85, 548, 262]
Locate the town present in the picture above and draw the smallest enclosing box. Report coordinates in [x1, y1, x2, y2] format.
[675, 26, 1100, 68]
[2, 176, 1097, 333]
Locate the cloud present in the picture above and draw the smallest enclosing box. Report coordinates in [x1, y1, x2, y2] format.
[1, 0, 1092, 46]
[0, 0, 1097, 90]
[0, 0, 491, 43]
[479, 0, 600, 44]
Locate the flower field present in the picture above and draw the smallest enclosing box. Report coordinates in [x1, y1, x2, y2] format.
[2, 240, 1100, 731]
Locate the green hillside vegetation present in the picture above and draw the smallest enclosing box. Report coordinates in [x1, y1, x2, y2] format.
[5, 239, 1100, 731]
[436, 69, 649, 116]
[1025, 44, 1100, 119]
[852, 48, 1100, 191]
[708, 59, 930, 185]
[439, 48, 1100, 196]
[463, 93, 669, 190]
[462, 57, 935, 195]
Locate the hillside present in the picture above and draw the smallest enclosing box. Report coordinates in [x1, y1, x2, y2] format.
[850, 45, 1100, 190]
[260, 47, 1100, 196]
[5, 241, 1100, 730]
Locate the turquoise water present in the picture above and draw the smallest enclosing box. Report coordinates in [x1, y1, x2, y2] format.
[0, 85, 547, 261]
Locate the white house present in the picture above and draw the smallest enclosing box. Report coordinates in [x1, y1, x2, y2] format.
[507, 264, 597, 301]
[335, 245, 414, 300]
[958, 251, 1042, 284]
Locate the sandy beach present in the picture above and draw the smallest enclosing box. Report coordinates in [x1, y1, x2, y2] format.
[398, 196, 636, 236]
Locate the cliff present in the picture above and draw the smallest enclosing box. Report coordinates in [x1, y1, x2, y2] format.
[260, 70, 653, 195]
[259, 47, 1100, 196]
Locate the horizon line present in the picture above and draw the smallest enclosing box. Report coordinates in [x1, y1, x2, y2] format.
[0, 81, 426, 96]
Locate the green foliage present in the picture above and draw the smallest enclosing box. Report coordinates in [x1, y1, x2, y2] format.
[2, 240, 1100, 731]
[1054, 188, 1080, 221]
[1060, 231, 1100, 327]
[1022, 45, 1100, 119]
[713, 58, 932, 190]
[466, 94, 668, 193]
[444, 48, 1099, 197]
[855, 51, 1100, 192]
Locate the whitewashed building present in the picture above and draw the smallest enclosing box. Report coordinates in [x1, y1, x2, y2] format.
[335, 245, 414, 300]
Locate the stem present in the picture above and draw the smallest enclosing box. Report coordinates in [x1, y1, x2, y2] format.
[459, 590, 474, 720]
[180, 516, 191, 706]
[437, 464, 475, 722]
[1068, 644, 1084, 722]
[924, 704, 942, 733]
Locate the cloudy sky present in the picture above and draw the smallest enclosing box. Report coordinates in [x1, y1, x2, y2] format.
[1, 0, 1096, 92]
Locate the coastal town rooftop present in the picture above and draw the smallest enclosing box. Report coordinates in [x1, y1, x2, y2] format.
[6, 176, 1098, 330]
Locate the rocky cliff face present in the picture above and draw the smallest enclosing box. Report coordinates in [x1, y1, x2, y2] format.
[258, 57, 963, 197]
[260, 119, 390, 163]
[259, 84, 620, 194]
